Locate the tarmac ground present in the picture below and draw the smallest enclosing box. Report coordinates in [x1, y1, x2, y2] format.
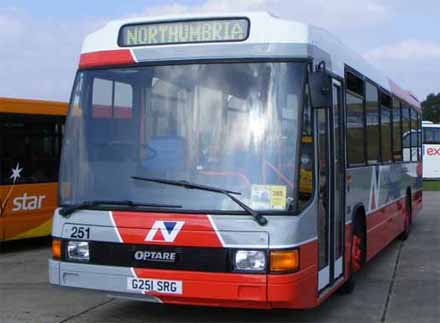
[0, 192, 439, 323]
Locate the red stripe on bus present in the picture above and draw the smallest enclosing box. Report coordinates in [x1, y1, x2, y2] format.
[268, 239, 318, 308]
[111, 212, 223, 247]
[130, 239, 320, 309]
[366, 195, 411, 260]
[79, 50, 134, 68]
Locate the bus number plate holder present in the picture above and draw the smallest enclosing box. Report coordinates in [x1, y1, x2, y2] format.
[127, 277, 182, 295]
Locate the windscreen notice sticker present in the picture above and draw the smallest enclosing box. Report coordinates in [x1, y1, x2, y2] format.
[251, 185, 287, 210]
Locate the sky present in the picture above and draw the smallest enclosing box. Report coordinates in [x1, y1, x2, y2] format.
[0, 0, 439, 102]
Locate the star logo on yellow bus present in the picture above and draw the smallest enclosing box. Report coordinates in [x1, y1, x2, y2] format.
[10, 163, 23, 183]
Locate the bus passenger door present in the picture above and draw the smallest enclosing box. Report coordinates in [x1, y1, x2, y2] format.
[332, 80, 344, 281]
[317, 79, 345, 292]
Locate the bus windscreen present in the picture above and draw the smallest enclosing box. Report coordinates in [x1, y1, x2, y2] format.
[60, 62, 307, 213]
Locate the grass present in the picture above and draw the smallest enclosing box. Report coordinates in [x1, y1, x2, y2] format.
[423, 180, 440, 191]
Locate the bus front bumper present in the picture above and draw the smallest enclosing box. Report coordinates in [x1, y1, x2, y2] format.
[49, 260, 317, 309]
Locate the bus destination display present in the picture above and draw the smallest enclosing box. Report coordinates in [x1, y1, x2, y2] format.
[119, 18, 249, 46]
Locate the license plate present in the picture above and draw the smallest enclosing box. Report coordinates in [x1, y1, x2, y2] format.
[127, 277, 182, 295]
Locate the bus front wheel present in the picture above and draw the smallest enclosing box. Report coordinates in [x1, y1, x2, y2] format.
[351, 216, 366, 273]
[338, 214, 366, 295]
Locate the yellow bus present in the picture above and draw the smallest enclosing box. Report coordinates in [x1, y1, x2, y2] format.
[0, 98, 67, 241]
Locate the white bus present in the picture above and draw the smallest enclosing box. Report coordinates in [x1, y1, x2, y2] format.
[49, 12, 423, 309]
[422, 121, 440, 179]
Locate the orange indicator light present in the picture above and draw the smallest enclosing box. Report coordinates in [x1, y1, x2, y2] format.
[52, 238, 61, 259]
[270, 249, 299, 273]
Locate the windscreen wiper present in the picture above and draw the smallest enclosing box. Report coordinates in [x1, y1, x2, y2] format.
[59, 200, 182, 217]
[131, 176, 268, 226]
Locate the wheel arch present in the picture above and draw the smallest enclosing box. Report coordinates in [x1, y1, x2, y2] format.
[351, 203, 367, 235]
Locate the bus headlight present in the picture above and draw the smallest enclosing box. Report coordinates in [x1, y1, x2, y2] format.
[233, 250, 266, 272]
[67, 241, 90, 261]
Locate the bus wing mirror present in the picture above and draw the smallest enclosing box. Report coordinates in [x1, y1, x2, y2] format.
[309, 71, 332, 109]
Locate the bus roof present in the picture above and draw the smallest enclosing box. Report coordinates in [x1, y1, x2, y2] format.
[79, 11, 420, 110]
[422, 122, 440, 128]
[0, 97, 67, 116]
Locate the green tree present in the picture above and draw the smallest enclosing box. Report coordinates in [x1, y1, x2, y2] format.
[422, 93, 440, 123]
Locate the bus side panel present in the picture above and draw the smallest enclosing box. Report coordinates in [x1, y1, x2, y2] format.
[366, 195, 405, 260]
[0, 183, 57, 241]
[346, 163, 420, 262]
[423, 144, 440, 179]
[267, 239, 318, 309]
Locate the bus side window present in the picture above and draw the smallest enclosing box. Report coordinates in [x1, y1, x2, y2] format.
[417, 115, 422, 161]
[392, 98, 402, 162]
[345, 70, 366, 167]
[0, 114, 63, 184]
[402, 105, 411, 162]
[380, 92, 392, 163]
[424, 128, 430, 143]
[434, 128, 440, 143]
[365, 81, 380, 164]
[346, 93, 365, 166]
[0, 114, 27, 184]
[410, 108, 418, 161]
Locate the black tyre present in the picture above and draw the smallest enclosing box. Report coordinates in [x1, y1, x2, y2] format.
[351, 215, 366, 273]
[339, 213, 366, 295]
[337, 276, 356, 294]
